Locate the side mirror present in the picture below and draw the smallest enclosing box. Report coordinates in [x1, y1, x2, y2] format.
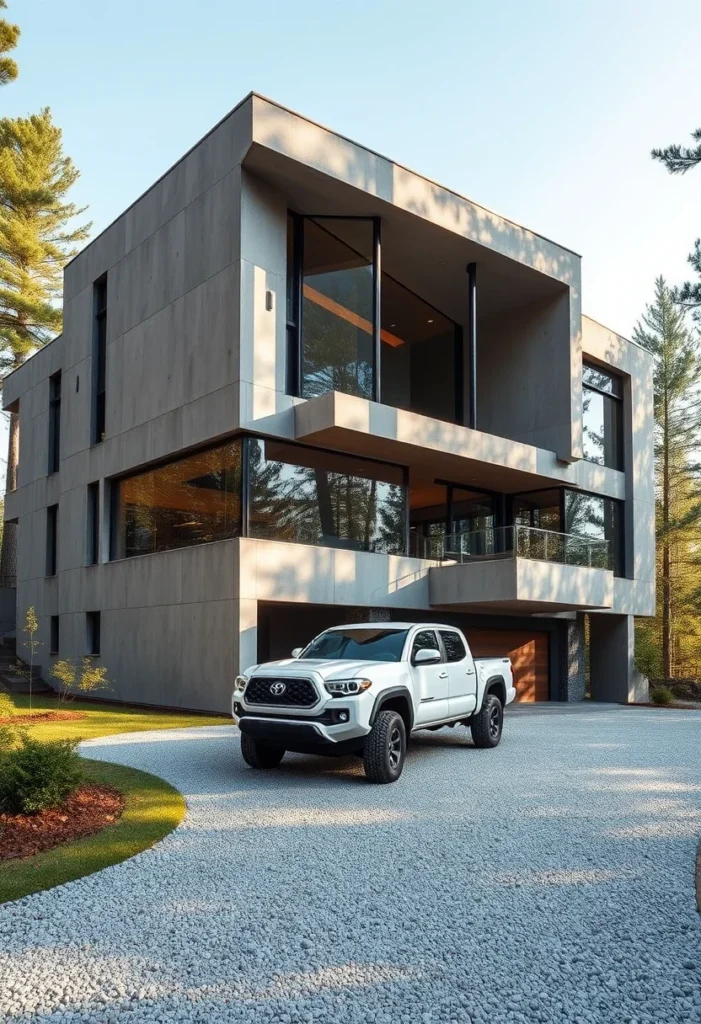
[413, 647, 441, 665]
[291, 647, 303, 659]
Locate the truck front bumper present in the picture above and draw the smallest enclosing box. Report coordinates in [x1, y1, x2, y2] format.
[233, 699, 372, 757]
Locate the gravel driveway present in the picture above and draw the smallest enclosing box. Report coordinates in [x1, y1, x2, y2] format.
[1, 704, 700, 1024]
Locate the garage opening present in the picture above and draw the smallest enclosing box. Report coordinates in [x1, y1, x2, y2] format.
[465, 629, 549, 702]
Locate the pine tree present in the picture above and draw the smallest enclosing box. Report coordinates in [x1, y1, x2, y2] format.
[633, 277, 701, 679]
[0, 109, 90, 580]
[652, 127, 701, 320]
[0, 1, 19, 87]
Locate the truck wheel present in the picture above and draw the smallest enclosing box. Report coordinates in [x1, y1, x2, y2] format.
[470, 693, 503, 748]
[240, 733, 285, 769]
[363, 710, 406, 783]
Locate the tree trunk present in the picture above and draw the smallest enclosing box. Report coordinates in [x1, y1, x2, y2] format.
[0, 410, 19, 586]
[662, 391, 671, 680]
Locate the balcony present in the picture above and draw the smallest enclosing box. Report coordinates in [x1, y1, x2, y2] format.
[428, 525, 614, 613]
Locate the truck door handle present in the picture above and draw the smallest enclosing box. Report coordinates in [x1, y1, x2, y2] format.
[466, 668, 475, 674]
[439, 671, 448, 679]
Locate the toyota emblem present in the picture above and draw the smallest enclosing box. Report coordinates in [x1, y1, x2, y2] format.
[270, 681, 287, 696]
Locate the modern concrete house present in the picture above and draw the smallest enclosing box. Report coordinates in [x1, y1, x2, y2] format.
[2, 94, 655, 712]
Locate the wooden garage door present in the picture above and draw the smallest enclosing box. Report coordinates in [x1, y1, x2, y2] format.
[465, 629, 549, 702]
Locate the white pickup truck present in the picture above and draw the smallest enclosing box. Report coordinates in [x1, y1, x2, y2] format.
[232, 622, 515, 783]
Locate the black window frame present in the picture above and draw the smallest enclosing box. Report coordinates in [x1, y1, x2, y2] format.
[50, 615, 59, 655]
[92, 275, 107, 445]
[86, 611, 101, 656]
[48, 370, 61, 475]
[87, 482, 100, 565]
[582, 360, 624, 471]
[46, 503, 58, 576]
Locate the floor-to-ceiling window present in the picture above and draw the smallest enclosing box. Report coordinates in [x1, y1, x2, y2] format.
[299, 217, 375, 401]
[288, 215, 461, 424]
[564, 490, 624, 575]
[582, 362, 624, 470]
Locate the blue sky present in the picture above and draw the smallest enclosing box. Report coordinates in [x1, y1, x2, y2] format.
[5, 0, 701, 339]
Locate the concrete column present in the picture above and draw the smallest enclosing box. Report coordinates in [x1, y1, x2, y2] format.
[589, 613, 648, 704]
[234, 598, 258, 676]
[565, 614, 586, 701]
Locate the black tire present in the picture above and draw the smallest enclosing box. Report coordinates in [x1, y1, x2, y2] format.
[470, 693, 504, 748]
[363, 710, 406, 783]
[240, 733, 285, 769]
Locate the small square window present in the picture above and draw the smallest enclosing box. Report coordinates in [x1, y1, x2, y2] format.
[86, 611, 101, 656]
[50, 616, 59, 655]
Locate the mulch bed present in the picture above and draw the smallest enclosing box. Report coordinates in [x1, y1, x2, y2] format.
[0, 710, 86, 725]
[0, 784, 125, 861]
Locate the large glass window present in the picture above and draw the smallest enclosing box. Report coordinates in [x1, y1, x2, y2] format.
[291, 216, 461, 424]
[564, 490, 624, 576]
[512, 489, 562, 531]
[112, 440, 242, 559]
[582, 362, 623, 470]
[248, 438, 405, 555]
[301, 218, 374, 401]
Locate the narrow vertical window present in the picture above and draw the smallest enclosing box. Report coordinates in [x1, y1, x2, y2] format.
[50, 616, 59, 655]
[46, 504, 58, 576]
[86, 611, 101, 656]
[87, 482, 99, 565]
[93, 275, 107, 444]
[48, 371, 61, 474]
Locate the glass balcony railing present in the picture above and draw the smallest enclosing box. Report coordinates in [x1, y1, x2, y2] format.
[441, 525, 610, 570]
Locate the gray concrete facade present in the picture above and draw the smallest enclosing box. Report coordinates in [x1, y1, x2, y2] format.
[2, 94, 655, 711]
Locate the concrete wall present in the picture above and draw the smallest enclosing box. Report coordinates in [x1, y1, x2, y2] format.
[478, 289, 576, 457]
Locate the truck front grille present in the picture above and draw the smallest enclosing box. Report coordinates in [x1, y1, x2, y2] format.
[246, 677, 318, 708]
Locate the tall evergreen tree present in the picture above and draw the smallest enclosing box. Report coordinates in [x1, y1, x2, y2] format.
[0, 109, 90, 580]
[633, 277, 701, 679]
[652, 127, 701, 320]
[0, 1, 19, 87]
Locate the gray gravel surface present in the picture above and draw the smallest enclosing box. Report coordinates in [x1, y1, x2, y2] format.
[1, 704, 700, 1023]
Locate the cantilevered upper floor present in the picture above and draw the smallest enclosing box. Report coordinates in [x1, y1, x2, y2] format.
[2, 93, 655, 625]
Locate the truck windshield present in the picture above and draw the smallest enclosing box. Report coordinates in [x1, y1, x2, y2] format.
[301, 628, 409, 662]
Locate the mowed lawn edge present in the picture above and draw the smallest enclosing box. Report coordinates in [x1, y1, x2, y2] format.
[0, 758, 186, 904]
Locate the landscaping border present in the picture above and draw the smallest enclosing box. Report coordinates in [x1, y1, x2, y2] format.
[0, 757, 185, 904]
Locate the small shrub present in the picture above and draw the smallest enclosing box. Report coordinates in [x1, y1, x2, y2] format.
[650, 685, 674, 707]
[52, 657, 109, 702]
[0, 735, 83, 814]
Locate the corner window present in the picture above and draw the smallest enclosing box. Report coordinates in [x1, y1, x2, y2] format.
[582, 362, 623, 470]
[48, 371, 61, 474]
[86, 611, 101, 656]
[564, 490, 624, 577]
[46, 504, 58, 576]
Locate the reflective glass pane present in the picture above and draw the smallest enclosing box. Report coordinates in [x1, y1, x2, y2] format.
[582, 386, 623, 469]
[301, 218, 374, 400]
[248, 438, 405, 555]
[114, 440, 242, 558]
[583, 362, 622, 397]
[380, 275, 459, 423]
[512, 489, 561, 531]
[564, 490, 623, 575]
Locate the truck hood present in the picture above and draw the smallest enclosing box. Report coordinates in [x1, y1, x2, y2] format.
[245, 658, 392, 682]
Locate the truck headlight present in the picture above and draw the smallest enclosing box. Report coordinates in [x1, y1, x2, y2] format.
[234, 674, 249, 693]
[324, 679, 372, 697]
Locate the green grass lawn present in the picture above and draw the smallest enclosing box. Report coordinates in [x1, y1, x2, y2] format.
[0, 758, 186, 904]
[5, 691, 230, 742]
